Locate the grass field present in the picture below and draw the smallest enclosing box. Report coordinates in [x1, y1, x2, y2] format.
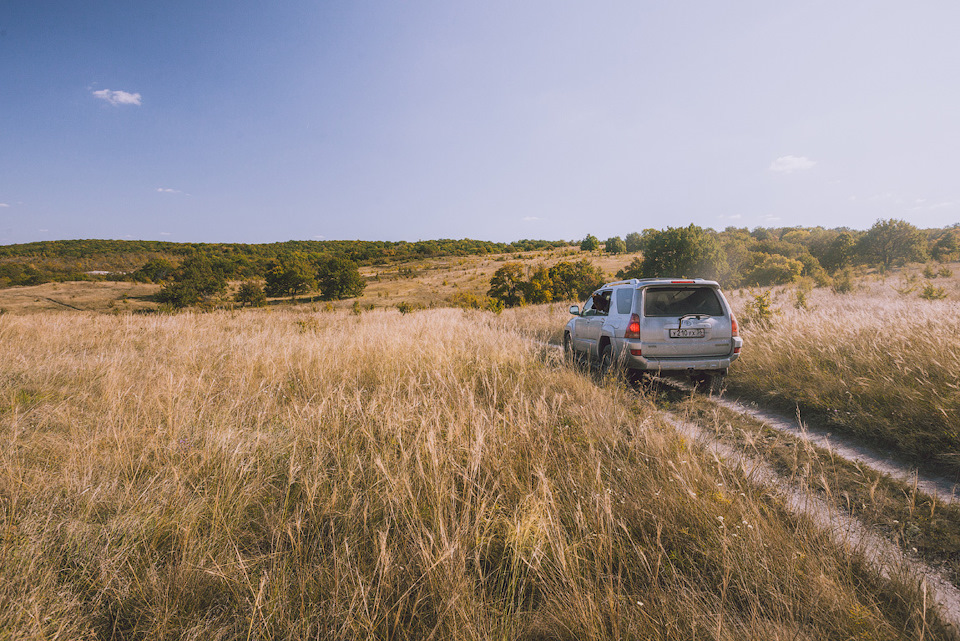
[725, 270, 960, 474]
[0, 247, 635, 315]
[0, 306, 951, 639]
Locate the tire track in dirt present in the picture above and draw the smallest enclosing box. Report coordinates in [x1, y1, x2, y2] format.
[662, 410, 960, 634]
[663, 378, 960, 505]
[536, 340, 960, 631]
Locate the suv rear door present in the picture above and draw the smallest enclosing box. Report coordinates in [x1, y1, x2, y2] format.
[638, 285, 733, 358]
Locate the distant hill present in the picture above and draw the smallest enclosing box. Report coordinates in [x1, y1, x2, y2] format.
[0, 238, 572, 288]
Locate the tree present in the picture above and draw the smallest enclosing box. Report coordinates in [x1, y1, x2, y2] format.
[815, 232, 856, 273]
[632, 225, 725, 280]
[580, 234, 600, 252]
[265, 254, 316, 299]
[743, 253, 804, 286]
[604, 236, 627, 254]
[932, 230, 960, 262]
[156, 253, 227, 308]
[525, 264, 554, 304]
[858, 219, 927, 267]
[549, 259, 604, 300]
[487, 263, 528, 307]
[615, 257, 644, 281]
[132, 257, 176, 283]
[235, 281, 267, 307]
[316, 256, 365, 300]
[624, 232, 643, 253]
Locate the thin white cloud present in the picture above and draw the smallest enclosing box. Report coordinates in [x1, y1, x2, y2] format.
[156, 187, 182, 194]
[930, 201, 959, 210]
[521, 216, 544, 222]
[312, 235, 326, 240]
[93, 89, 142, 106]
[769, 155, 816, 174]
[0, 203, 9, 208]
[159, 232, 172, 236]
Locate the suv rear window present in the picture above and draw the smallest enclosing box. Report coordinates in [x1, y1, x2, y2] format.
[642, 287, 723, 317]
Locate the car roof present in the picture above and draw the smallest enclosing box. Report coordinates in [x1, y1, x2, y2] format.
[600, 277, 720, 289]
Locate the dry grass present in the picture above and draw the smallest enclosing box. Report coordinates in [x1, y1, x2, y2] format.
[0, 307, 950, 639]
[0, 281, 160, 314]
[672, 394, 960, 587]
[357, 248, 637, 309]
[726, 272, 960, 473]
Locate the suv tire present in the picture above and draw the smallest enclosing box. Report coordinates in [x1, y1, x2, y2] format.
[599, 344, 615, 378]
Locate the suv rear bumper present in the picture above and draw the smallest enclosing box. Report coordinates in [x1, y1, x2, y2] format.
[622, 342, 741, 373]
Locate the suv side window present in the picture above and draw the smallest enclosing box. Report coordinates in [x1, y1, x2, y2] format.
[580, 296, 596, 316]
[615, 288, 632, 315]
[593, 290, 612, 316]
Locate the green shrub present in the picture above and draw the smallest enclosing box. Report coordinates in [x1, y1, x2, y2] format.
[740, 290, 777, 327]
[831, 268, 855, 294]
[920, 283, 948, 300]
[579, 234, 600, 251]
[235, 281, 266, 307]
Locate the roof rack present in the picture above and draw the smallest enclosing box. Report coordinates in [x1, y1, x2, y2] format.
[600, 277, 711, 288]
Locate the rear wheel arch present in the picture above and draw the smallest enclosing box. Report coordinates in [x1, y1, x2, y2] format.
[597, 336, 612, 359]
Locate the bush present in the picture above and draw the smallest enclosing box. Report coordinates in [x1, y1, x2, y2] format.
[131, 258, 176, 283]
[604, 236, 627, 254]
[740, 290, 777, 327]
[579, 234, 600, 252]
[265, 254, 316, 299]
[235, 281, 267, 307]
[616, 257, 644, 281]
[920, 283, 948, 300]
[487, 263, 527, 307]
[831, 268, 855, 294]
[156, 254, 227, 308]
[743, 253, 804, 287]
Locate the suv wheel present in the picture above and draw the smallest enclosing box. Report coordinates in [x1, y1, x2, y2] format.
[599, 344, 616, 378]
[563, 332, 572, 359]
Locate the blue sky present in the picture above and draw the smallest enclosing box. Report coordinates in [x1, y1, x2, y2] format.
[2, 1, 959, 244]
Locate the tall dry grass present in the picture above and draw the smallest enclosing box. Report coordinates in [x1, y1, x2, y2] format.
[0, 308, 949, 639]
[726, 280, 960, 472]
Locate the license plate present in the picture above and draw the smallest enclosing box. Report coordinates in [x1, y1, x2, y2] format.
[670, 328, 705, 338]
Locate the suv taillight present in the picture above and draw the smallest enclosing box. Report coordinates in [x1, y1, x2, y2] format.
[731, 314, 739, 337]
[625, 313, 641, 339]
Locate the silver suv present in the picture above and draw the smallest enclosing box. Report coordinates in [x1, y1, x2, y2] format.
[564, 278, 742, 384]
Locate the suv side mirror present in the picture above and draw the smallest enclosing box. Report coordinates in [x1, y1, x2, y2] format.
[569, 305, 580, 316]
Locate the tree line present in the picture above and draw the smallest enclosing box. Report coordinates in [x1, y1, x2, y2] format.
[147, 252, 367, 308]
[0, 238, 569, 289]
[486, 219, 960, 307]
